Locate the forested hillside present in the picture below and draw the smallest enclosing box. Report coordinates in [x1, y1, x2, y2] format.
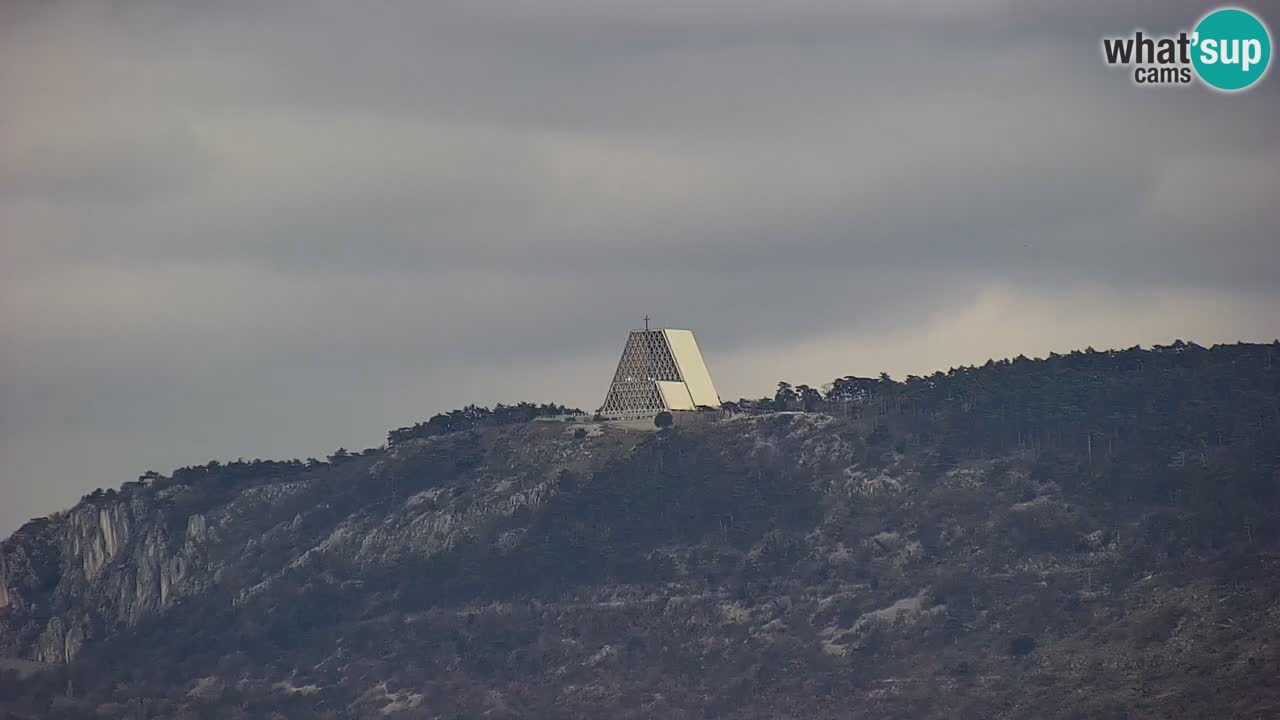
[1, 341, 1277, 719]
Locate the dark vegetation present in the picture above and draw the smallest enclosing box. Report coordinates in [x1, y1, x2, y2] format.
[387, 403, 580, 445]
[0, 341, 1278, 719]
[59, 402, 580, 538]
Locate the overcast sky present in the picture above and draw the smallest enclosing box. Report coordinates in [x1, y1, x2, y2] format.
[1, 0, 1277, 535]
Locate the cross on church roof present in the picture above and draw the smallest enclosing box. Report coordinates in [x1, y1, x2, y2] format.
[644, 315, 650, 331]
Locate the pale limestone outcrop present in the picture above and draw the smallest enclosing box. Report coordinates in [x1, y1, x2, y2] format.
[2, 496, 218, 661]
[34, 615, 87, 663]
[0, 555, 9, 609]
[71, 504, 131, 581]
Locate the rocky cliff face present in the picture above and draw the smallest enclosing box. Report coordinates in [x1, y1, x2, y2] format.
[1, 491, 208, 662]
[0, 421, 644, 667]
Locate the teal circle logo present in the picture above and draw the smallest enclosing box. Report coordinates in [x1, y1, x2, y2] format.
[1192, 7, 1272, 91]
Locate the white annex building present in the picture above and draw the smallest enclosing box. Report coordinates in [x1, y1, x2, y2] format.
[598, 321, 721, 417]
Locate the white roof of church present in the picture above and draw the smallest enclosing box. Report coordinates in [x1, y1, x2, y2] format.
[656, 380, 696, 411]
[661, 329, 720, 408]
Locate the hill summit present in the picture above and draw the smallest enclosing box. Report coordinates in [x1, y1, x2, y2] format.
[1, 342, 1278, 719]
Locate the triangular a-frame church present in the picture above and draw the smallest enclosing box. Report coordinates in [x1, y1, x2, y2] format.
[598, 320, 720, 418]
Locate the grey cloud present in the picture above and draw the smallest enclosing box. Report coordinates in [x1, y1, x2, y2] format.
[1, 0, 1278, 534]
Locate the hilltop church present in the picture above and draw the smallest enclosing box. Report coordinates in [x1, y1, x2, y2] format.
[598, 320, 721, 418]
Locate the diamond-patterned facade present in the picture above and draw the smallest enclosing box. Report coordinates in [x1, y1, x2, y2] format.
[599, 330, 685, 416]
